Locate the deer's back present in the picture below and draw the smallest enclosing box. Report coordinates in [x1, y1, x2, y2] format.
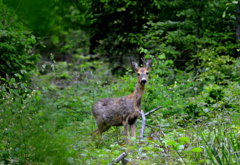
[91, 95, 139, 126]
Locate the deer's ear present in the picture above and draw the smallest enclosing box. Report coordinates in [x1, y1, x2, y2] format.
[131, 61, 139, 72]
[146, 59, 152, 70]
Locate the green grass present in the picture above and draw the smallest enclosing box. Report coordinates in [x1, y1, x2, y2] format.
[1, 59, 240, 164]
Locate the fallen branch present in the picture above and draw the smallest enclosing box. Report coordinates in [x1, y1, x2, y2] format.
[145, 106, 162, 116]
[108, 152, 128, 165]
[121, 158, 130, 165]
[138, 110, 146, 141]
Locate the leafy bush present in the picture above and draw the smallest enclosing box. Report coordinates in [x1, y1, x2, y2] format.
[0, 1, 40, 82]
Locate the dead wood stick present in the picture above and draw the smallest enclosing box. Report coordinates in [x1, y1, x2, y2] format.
[121, 158, 130, 165]
[108, 152, 128, 165]
[137, 106, 162, 140]
[144, 106, 162, 116]
[137, 119, 159, 129]
[138, 110, 146, 140]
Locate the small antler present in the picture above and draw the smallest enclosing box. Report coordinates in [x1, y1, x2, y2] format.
[141, 58, 146, 67]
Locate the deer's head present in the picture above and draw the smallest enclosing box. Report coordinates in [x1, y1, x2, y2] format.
[131, 59, 152, 85]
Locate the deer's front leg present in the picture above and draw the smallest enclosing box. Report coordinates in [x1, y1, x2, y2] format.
[130, 121, 137, 138]
[122, 121, 130, 144]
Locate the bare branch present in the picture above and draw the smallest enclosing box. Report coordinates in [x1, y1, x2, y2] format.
[138, 110, 146, 141]
[145, 106, 162, 116]
[121, 158, 130, 165]
[108, 152, 128, 165]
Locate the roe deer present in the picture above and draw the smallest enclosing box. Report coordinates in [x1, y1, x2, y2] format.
[91, 59, 152, 143]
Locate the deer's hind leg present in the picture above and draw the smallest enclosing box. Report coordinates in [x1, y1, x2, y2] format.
[94, 123, 110, 144]
[97, 120, 111, 136]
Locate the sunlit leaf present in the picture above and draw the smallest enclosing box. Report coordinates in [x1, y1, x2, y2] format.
[192, 147, 203, 152]
[179, 137, 190, 143]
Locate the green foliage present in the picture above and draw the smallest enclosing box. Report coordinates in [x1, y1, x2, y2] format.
[1, 56, 240, 164]
[1, 0, 240, 164]
[200, 116, 240, 165]
[0, 1, 40, 81]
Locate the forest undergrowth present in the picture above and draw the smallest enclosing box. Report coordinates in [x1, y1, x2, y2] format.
[1, 56, 240, 165]
[2, 0, 240, 164]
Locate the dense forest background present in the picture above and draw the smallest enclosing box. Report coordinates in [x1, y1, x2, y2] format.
[1, 0, 240, 164]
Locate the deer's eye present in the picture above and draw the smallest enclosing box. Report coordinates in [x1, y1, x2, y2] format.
[146, 72, 149, 75]
[137, 73, 140, 76]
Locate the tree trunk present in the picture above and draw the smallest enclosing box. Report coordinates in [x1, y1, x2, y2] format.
[236, 0, 240, 57]
[194, 17, 202, 76]
[139, 52, 144, 67]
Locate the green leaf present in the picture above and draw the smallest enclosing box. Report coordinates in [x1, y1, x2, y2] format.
[159, 53, 166, 59]
[222, 11, 226, 18]
[168, 60, 173, 64]
[167, 140, 176, 146]
[37, 91, 41, 95]
[18, 74, 22, 79]
[50, 53, 54, 60]
[20, 83, 25, 88]
[192, 147, 203, 152]
[179, 137, 190, 143]
[2, 86, 6, 91]
[36, 95, 40, 100]
[11, 78, 15, 83]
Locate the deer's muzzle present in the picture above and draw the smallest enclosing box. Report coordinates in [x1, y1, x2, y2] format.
[141, 79, 147, 85]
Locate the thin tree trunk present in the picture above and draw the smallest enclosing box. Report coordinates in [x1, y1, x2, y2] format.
[194, 17, 201, 76]
[139, 52, 144, 67]
[236, 0, 240, 57]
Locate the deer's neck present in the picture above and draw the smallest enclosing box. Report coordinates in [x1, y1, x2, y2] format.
[132, 82, 145, 107]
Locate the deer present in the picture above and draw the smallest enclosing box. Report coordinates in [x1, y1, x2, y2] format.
[91, 59, 152, 143]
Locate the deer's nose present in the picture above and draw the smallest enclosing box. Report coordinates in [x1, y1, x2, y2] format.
[141, 79, 147, 85]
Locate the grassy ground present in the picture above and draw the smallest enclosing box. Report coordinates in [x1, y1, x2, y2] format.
[1, 60, 240, 164]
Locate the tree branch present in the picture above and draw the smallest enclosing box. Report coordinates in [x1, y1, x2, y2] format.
[108, 152, 128, 165]
[138, 110, 146, 141]
[145, 106, 162, 116]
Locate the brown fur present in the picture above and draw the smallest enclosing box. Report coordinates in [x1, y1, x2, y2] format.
[114, 100, 118, 105]
[91, 59, 152, 143]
